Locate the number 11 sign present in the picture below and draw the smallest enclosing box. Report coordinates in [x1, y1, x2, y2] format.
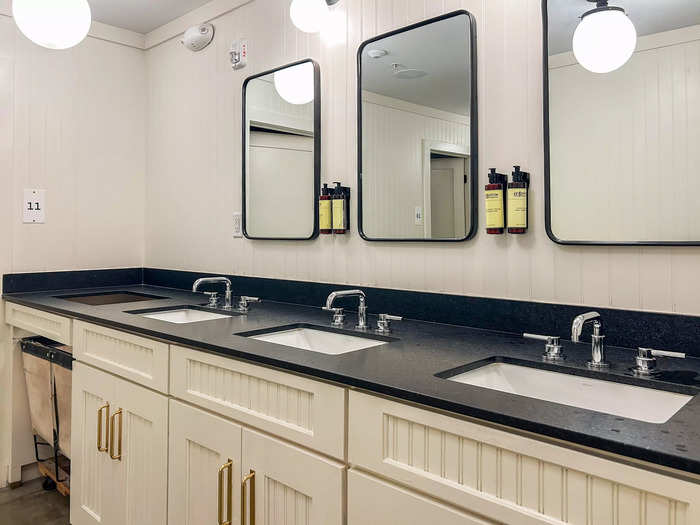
[23, 189, 46, 224]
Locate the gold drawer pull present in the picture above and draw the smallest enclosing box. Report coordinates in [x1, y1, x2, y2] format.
[109, 408, 122, 461]
[97, 403, 110, 452]
[218, 459, 233, 525]
[241, 470, 255, 525]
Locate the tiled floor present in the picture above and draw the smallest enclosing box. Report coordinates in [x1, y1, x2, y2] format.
[0, 478, 70, 525]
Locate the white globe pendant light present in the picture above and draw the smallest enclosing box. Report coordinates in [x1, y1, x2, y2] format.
[573, 1, 636, 74]
[290, 0, 342, 33]
[12, 0, 91, 50]
[274, 62, 315, 105]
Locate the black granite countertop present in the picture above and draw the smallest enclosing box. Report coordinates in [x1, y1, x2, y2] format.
[5, 285, 700, 477]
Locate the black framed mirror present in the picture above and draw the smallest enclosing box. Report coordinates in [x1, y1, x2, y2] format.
[543, 0, 700, 245]
[357, 11, 478, 242]
[242, 59, 321, 240]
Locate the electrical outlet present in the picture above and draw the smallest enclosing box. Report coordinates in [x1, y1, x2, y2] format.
[23, 189, 46, 223]
[414, 206, 423, 225]
[233, 212, 243, 237]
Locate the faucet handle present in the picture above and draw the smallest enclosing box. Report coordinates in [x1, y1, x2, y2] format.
[203, 291, 219, 308]
[523, 333, 565, 361]
[632, 347, 685, 377]
[237, 296, 260, 313]
[323, 307, 345, 327]
[377, 314, 402, 333]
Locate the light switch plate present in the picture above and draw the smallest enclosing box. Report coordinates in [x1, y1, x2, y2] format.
[233, 212, 243, 237]
[23, 189, 46, 223]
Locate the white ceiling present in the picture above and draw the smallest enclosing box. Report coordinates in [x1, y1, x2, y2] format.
[88, 0, 212, 34]
[361, 14, 472, 116]
[548, 0, 700, 55]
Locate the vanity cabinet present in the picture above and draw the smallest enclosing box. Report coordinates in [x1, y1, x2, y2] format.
[348, 469, 496, 525]
[241, 429, 345, 525]
[170, 345, 346, 460]
[71, 362, 168, 525]
[73, 320, 170, 393]
[168, 400, 243, 525]
[168, 400, 344, 525]
[349, 390, 700, 525]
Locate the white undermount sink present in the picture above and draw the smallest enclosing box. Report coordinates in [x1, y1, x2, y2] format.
[139, 308, 233, 324]
[250, 327, 387, 355]
[446, 362, 692, 424]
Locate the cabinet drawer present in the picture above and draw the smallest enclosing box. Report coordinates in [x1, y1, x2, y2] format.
[348, 470, 495, 525]
[170, 345, 346, 459]
[73, 321, 169, 393]
[349, 391, 700, 525]
[5, 302, 72, 344]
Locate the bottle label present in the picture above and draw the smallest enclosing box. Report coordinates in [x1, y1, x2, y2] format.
[319, 200, 331, 230]
[332, 199, 345, 230]
[485, 189, 504, 229]
[507, 188, 528, 228]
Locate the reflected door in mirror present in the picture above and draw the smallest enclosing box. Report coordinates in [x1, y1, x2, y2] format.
[358, 11, 477, 241]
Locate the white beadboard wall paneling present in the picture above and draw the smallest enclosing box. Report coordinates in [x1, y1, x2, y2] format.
[144, 0, 700, 317]
[2, 16, 146, 274]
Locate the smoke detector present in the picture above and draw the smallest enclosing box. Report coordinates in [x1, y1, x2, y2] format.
[181, 23, 215, 52]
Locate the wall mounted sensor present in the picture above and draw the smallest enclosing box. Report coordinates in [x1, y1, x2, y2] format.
[230, 39, 248, 70]
[181, 23, 215, 52]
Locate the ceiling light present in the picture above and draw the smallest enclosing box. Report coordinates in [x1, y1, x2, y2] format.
[572, 0, 637, 74]
[391, 63, 427, 79]
[274, 62, 315, 105]
[12, 0, 91, 50]
[290, 0, 340, 34]
[367, 49, 388, 59]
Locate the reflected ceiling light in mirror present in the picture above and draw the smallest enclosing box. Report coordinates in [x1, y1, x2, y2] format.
[391, 63, 427, 79]
[290, 0, 340, 34]
[367, 49, 388, 58]
[573, 0, 637, 74]
[12, 0, 91, 50]
[274, 61, 315, 105]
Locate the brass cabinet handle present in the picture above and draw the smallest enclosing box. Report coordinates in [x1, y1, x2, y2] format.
[241, 470, 255, 525]
[109, 408, 123, 461]
[97, 403, 110, 452]
[218, 459, 233, 525]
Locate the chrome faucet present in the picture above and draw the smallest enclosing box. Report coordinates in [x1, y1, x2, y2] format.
[192, 277, 233, 310]
[324, 290, 368, 330]
[571, 311, 608, 368]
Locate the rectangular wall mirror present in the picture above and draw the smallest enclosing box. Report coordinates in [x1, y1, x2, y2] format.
[358, 11, 478, 242]
[544, 1, 700, 245]
[242, 59, 320, 240]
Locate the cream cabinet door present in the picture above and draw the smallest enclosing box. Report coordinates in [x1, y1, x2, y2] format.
[110, 374, 169, 525]
[70, 362, 118, 525]
[169, 400, 243, 525]
[348, 469, 497, 525]
[241, 429, 344, 525]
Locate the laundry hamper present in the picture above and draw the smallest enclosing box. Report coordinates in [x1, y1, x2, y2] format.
[21, 337, 74, 495]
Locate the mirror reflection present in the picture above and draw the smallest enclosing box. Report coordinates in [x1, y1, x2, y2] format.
[243, 60, 319, 239]
[359, 12, 476, 241]
[547, 1, 700, 243]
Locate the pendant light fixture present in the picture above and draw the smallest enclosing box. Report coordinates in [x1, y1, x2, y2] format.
[289, 0, 340, 34]
[572, 0, 637, 74]
[12, 0, 92, 50]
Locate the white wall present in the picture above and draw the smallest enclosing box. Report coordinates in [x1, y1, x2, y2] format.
[549, 25, 700, 242]
[0, 13, 147, 486]
[361, 90, 470, 239]
[144, 0, 700, 317]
